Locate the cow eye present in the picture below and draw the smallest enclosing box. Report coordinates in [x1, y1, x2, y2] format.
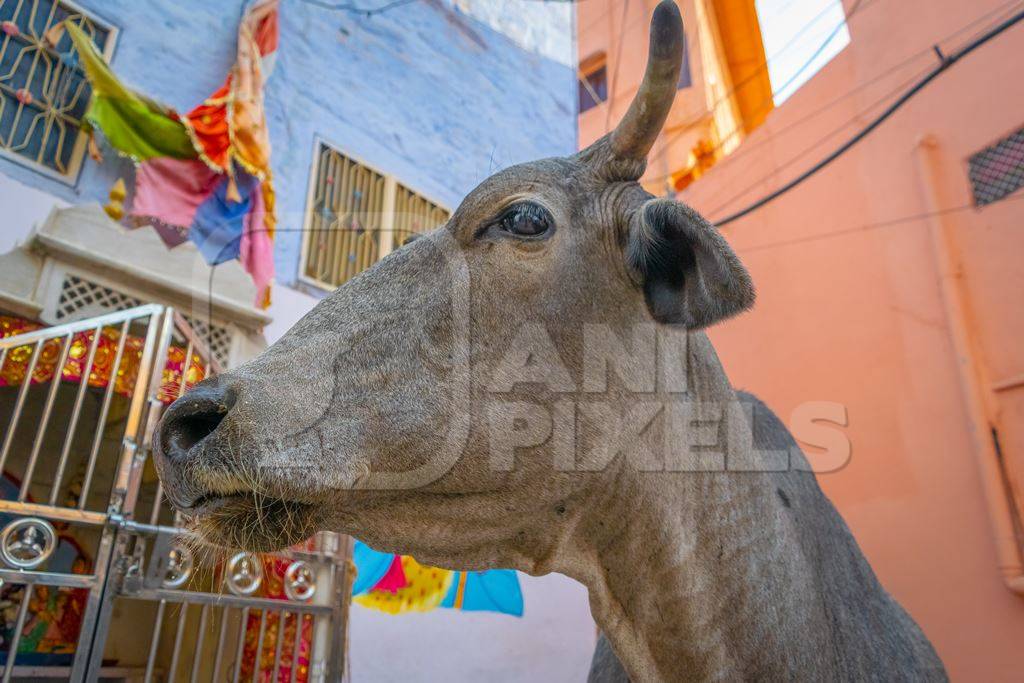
[499, 203, 553, 237]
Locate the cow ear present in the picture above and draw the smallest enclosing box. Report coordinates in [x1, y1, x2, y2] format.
[626, 198, 755, 329]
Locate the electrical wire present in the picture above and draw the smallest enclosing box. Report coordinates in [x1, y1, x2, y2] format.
[737, 193, 1024, 253]
[699, 64, 931, 215]
[759, 0, 857, 104]
[578, 0, 872, 113]
[297, 0, 418, 17]
[604, 0, 631, 132]
[711, 6, 1024, 227]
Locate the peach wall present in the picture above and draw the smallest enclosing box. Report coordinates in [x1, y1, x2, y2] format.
[581, 0, 1024, 679]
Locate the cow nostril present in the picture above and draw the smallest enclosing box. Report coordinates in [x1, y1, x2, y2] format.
[169, 411, 225, 453]
[158, 381, 235, 463]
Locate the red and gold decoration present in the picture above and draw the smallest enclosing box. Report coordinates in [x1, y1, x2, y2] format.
[0, 316, 206, 405]
[239, 555, 314, 682]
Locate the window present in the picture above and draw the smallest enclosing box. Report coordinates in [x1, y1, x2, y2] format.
[0, 0, 115, 179]
[755, 0, 849, 105]
[301, 143, 451, 289]
[967, 127, 1024, 207]
[578, 52, 607, 114]
[677, 32, 691, 90]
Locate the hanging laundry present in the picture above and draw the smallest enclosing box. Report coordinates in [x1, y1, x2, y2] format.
[61, 0, 280, 309]
[64, 22, 195, 162]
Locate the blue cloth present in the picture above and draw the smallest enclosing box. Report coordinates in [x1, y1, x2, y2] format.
[351, 540, 524, 616]
[351, 540, 395, 595]
[189, 171, 259, 265]
[440, 569, 524, 617]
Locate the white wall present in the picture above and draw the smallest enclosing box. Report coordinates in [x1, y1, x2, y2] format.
[0, 173, 67, 254]
[348, 573, 595, 681]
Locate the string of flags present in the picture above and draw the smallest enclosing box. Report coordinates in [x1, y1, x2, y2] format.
[57, 0, 279, 308]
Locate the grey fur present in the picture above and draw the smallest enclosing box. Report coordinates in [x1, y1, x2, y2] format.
[586, 392, 946, 681]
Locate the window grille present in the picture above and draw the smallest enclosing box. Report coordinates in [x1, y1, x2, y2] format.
[578, 52, 607, 114]
[0, 0, 114, 178]
[391, 182, 450, 250]
[54, 274, 233, 367]
[967, 127, 1024, 207]
[302, 143, 451, 289]
[183, 315, 233, 369]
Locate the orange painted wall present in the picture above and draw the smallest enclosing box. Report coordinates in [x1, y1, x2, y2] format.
[580, 0, 1024, 679]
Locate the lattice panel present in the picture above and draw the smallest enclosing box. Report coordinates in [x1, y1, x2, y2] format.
[182, 314, 233, 368]
[54, 275, 233, 367]
[968, 127, 1024, 207]
[55, 274, 144, 320]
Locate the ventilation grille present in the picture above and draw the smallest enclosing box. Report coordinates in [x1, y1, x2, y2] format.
[54, 275, 233, 367]
[183, 316, 233, 369]
[56, 275, 143, 320]
[968, 127, 1024, 207]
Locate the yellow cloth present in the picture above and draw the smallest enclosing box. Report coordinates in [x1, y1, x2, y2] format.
[353, 557, 455, 614]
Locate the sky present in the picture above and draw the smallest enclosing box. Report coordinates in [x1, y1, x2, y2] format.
[755, 0, 851, 104]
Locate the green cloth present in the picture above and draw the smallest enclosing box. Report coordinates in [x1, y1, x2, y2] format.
[65, 21, 196, 161]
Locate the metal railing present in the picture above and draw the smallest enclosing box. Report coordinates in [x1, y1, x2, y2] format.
[0, 305, 351, 681]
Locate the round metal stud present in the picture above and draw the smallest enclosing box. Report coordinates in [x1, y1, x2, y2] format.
[225, 552, 263, 596]
[284, 560, 317, 602]
[0, 517, 57, 569]
[162, 546, 194, 589]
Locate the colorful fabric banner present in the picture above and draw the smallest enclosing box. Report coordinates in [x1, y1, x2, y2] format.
[62, 1, 279, 308]
[351, 541, 524, 617]
[190, 172, 261, 265]
[131, 157, 222, 247]
[65, 22, 195, 161]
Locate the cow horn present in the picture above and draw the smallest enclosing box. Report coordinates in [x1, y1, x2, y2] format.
[582, 0, 684, 178]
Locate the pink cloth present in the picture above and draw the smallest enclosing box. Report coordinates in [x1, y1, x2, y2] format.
[372, 555, 408, 594]
[130, 157, 220, 235]
[239, 181, 274, 306]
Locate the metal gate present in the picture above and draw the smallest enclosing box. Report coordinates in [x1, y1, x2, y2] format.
[0, 306, 351, 682]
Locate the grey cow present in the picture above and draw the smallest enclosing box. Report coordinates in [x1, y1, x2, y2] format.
[154, 2, 947, 680]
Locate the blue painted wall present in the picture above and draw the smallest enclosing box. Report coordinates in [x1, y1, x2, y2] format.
[0, 0, 576, 288]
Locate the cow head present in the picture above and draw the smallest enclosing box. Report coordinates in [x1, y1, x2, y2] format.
[153, 1, 754, 569]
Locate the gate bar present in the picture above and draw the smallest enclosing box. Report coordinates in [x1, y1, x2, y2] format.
[233, 607, 250, 683]
[189, 603, 210, 683]
[144, 599, 166, 683]
[0, 340, 42, 474]
[79, 319, 130, 510]
[212, 605, 231, 682]
[167, 602, 188, 681]
[19, 333, 72, 501]
[49, 324, 102, 506]
[2, 591, 32, 683]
